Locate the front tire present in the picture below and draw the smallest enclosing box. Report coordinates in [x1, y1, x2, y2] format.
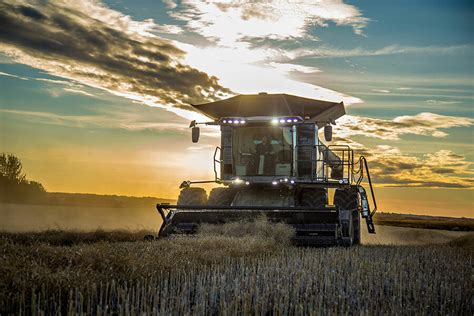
[341, 211, 354, 247]
[352, 210, 360, 245]
[207, 187, 237, 206]
[298, 188, 328, 208]
[334, 188, 361, 245]
[177, 187, 207, 206]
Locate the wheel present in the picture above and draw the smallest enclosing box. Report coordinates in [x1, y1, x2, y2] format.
[334, 188, 361, 245]
[341, 210, 354, 247]
[177, 187, 207, 206]
[352, 210, 361, 245]
[334, 188, 359, 211]
[207, 187, 237, 206]
[298, 188, 328, 208]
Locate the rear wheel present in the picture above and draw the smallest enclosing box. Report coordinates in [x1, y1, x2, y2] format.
[208, 187, 237, 206]
[177, 187, 207, 206]
[298, 188, 328, 208]
[334, 188, 361, 245]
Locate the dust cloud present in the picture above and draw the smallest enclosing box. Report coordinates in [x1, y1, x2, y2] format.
[0, 203, 161, 232]
[1, 203, 471, 246]
[362, 225, 472, 246]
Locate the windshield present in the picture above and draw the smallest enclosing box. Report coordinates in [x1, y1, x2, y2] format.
[233, 126, 293, 176]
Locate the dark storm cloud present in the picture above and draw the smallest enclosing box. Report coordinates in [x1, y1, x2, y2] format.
[18, 5, 45, 20]
[0, 0, 231, 109]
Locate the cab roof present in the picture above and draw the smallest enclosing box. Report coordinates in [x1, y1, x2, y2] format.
[192, 93, 345, 123]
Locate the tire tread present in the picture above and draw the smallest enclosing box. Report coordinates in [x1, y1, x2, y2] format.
[299, 188, 328, 208]
[207, 187, 237, 206]
[177, 188, 207, 206]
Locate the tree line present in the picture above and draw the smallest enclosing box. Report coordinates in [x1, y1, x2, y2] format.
[0, 153, 46, 203]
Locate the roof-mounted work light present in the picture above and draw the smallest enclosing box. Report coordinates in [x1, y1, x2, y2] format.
[270, 117, 302, 125]
[220, 117, 246, 125]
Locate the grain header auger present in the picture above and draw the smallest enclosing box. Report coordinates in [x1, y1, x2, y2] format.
[154, 93, 377, 246]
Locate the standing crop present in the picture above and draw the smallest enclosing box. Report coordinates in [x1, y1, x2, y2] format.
[0, 225, 471, 315]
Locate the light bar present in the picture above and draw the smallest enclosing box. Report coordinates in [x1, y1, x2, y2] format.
[220, 117, 246, 125]
[220, 117, 300, 125]
[271, 117, 302, 125]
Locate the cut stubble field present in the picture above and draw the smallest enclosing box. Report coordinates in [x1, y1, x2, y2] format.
[0, 219, 472, 315]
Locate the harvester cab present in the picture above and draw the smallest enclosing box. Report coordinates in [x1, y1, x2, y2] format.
[156, 93, 377, 246]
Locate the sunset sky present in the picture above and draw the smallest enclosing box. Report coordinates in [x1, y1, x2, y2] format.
[0, 0, 473, 217]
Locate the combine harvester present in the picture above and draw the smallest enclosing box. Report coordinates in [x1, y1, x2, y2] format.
[155, 93, 377, 246]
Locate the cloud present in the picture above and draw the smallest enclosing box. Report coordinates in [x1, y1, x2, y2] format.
[154, 24, 184, 35]
[0, 109, 187, 132]
[172, 0, 369, 45]
[330, 113, 474, 189]
[372, 89, 390, 93]
[162, 0, 177, 10]
[0, 0, 365, 119]
[425, 100, 461, 105]
[0, 71, 28, 80]
[363, 146, 474, 188]
[34, 76, 98, 98]
[162, 1, 368, 105]
[328, 137, 474, 188]
[62, 88, 95, 97]
[0, 0, 231, 120]
[276, 44, 473, 61]
[35, 78, 72, 85]
[178, 42, 363, 105]
[267, 62, 321, 74]
[336, 112, 473, 140]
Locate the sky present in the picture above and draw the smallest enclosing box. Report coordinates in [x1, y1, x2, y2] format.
[0, 0, 473, 217]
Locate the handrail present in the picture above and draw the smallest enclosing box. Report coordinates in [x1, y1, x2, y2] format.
[213, 146, 222, 182]
[357, 156, 377, 216]
[322, 145, 354, 182]
[294, 144, 354, 182]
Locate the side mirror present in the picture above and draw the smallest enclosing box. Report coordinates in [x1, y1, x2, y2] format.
[192, 126, 200, 143]
[324, 125, 332, 142]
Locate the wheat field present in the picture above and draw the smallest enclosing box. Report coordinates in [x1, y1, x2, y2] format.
[0, 220, 472, 315]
